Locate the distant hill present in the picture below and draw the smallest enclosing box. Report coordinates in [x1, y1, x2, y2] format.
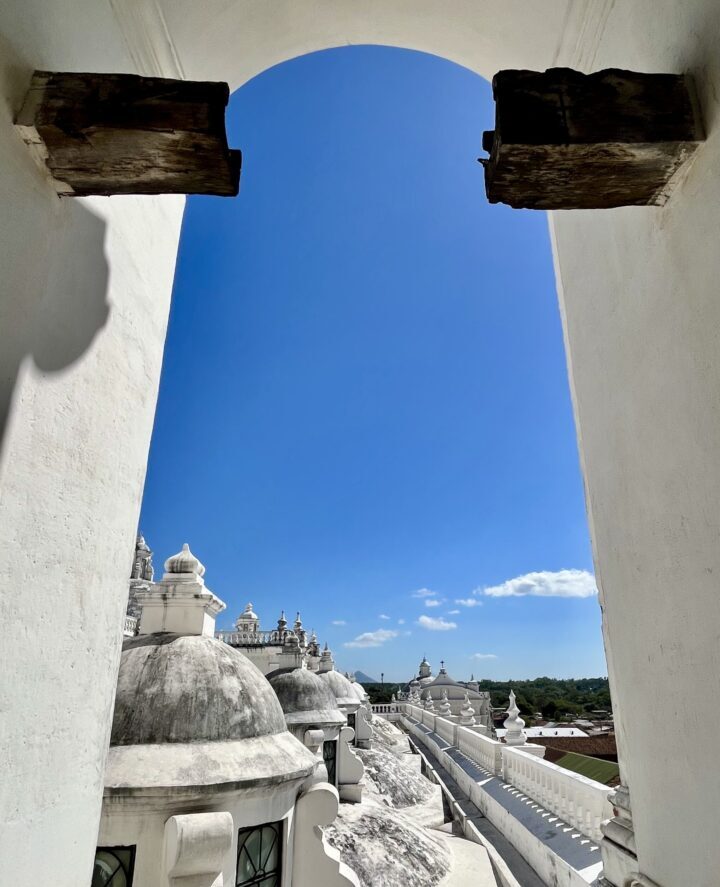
[354, 670, 378, 684]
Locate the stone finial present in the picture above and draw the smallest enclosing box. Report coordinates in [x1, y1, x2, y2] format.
[277, 610, 287, 632]
[163, 542, 205, 578]
[503, 689, 527, 746]
[131, 533, 154, 582]
[439, 688, 452, 717]
[459, 691, 476, 726]
[136, 543, 224, 637]
[391, 693, 396, 703]
[424, 696, 435, 712]
[319, 642, 334, 673]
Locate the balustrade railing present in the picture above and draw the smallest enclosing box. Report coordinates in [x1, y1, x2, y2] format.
[502, 746, 611, 842]
[123, 615, 138, 636]
[435, 717, 456, 745]
[216, 629, 285, 646]
[456, 724, 503, 774]
[398, 704, 611, 843]
[371, 704, 398, 714]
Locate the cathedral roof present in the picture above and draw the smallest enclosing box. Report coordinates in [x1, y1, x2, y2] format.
[269, 668, 345, 728]
[318, 669, 361, 709]
[420, 670, 486, 700]
[105, 633, 314, 792]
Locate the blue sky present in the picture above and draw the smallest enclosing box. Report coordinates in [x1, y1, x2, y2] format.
[140, 46, 606, 682]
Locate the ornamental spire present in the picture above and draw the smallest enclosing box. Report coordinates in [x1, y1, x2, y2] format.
[503, 689, 527, 746]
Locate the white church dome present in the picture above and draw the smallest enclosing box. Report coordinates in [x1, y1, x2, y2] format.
[318, 670, 361, 708]
[105, 633, 315, 790]
[268, 668, 345, 728]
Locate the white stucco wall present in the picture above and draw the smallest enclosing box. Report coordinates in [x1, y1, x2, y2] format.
[99, 782, 301, 887]
[550, 7, 720, 885]
[0, 15, 184, 886]
[3, 2, 720, 885]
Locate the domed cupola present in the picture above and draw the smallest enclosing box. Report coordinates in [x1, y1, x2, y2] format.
[318, 669, 361, 713]
[269, 668, 345, 734]
[235, 601, 260, 633]
[106, 544, 316, 792]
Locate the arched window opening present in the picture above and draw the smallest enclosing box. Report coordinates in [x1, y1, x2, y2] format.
[236, 821, 283, 887]
[92, 846, 135, 887]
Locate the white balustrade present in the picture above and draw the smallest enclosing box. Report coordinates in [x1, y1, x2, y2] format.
[123, 615, 138, 636]
[456, 724, 503, 775]
[371, 704, 397, 714]
[398, 704, 612, 846]
[216, 629, 285, 646]
[421, 709, 435, 729]
[502, 746, 612, 842]
[435, 717, 456, 746]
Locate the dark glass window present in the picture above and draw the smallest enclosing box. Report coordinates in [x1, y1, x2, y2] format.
[236, 821, 282, 887]
[323, 739, 337, 785]
[92, 846, 135, 887]
[347, 712, 356, 732]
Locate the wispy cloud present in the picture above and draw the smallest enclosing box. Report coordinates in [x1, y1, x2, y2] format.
[412, 588, 437, 598]
[378, 614, 391, 620]
[345, 629, 399, 648]
[331, 619, 347, 626]
[481, 569, 597, 599]
[455, 597, 482, 607]
[397, 618, 406, 625]
[471, 652, 497, 660]
[447, 609, 460, 615]
[424, 598, 442, 608]
[417, 615, 457, 631]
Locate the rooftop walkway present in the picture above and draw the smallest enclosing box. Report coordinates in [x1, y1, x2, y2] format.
[434, 826, 498, 887]
[412, 735, 545, 887]
[410, 719, 604, 884]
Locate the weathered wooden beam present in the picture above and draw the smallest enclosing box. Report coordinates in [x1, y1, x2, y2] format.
[15, 71, 241, 197]
[480, 68, 703, 210]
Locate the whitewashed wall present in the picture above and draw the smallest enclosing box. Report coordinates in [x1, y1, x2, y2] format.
[2, 2, 720, 885]
[0, 13, 184, 886]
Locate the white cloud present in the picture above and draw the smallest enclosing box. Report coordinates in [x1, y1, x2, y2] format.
[447, 609, 460, 615]
[424, 598, 442, 608]
[345, 629, 399, 648]
[397, 618, 406, 625]
[412, 588, 437, 598]
[331, 619, 347, 626]
[455, 597, 482, 607]
[378, 614, 391, 620]
[481, 569, 598, 599]
[417, 615, 457, 631]
[471, 652, 497, 660]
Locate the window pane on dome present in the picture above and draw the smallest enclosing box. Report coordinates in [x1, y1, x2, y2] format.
[236, 822, 282, 886]
[323, 739, 337, 786]
[92, 847, 134, 887]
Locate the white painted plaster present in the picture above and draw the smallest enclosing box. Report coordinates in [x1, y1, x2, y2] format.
[0, 27, 184, 887]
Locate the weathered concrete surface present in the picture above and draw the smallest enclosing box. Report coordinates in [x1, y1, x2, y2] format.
[325, 803, 451, 887]
[435, 828, 497, 887]
[269, 667, 346, 729]
[112, 634, 286, 745]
